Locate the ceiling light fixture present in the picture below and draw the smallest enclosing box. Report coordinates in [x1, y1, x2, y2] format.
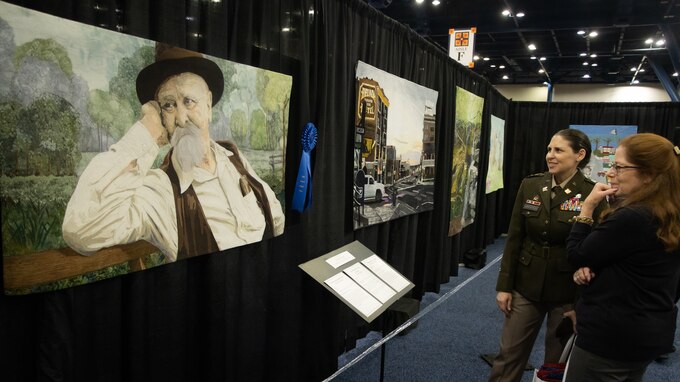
[528, 44, 537, 50]
[543, 81, 549, 86]
[645, 38, 654, 45]
[639, 68, 645, 72]
[583, 62, 589, 66]
[589, 31, 598, 38]
[516, 12, 525, 17]
[490, 64, 496, 68]
[502, 9, 511, 16]
[583, 74, 591, 79]
[577, 30, 586, 35]
[502, 75, 509, 80]
[579, 53, 587, 57]
[530, 56, 537, 60]
[282, 27, 291, 32]
[432, 0, 441, 5]
[483, 57, 490, 61]
[473, 55, 480, 61]
[673, 72, 679, 77]
[590, 54, 597, 58]
[630, 67, 637, 71]
[655, 39, 665, 46]
[538, 69, 544, 73]
[416, 0, 425, 3]
[591, 63, 598, 67]
[539, 57, 546, 61]
[632, 80, 640, 84]
[499, 65, 505, 69]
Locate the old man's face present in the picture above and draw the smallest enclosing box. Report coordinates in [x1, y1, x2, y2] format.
[156, 72, 213, 138]
[156, 72, 213, 172]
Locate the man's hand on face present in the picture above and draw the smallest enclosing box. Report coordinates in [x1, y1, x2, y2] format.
[141, 101, 169, 146]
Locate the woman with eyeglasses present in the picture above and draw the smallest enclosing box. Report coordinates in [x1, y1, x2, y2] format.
[489, 129, 607, 382]
[566, 133, 680, 381]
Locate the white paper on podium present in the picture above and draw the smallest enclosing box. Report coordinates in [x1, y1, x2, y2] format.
[343, 262, 397, 304]
[324, 272, 382, 317]
[325, 250, 355, 269]
[361, 254, 410, 292]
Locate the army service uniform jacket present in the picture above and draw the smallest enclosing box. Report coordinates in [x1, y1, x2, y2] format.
[496, 170, 606, 303]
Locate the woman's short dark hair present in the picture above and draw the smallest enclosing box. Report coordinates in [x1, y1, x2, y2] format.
[554, 129, 592, 169]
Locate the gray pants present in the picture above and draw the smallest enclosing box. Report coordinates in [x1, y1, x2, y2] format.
[564, 344, 651, 382]
[488, 291, 567, 382]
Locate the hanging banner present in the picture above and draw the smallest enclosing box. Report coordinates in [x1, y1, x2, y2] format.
[449, 27, 477, 68]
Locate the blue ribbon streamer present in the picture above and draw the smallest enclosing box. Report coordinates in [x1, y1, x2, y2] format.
[292, 123, 317, 212]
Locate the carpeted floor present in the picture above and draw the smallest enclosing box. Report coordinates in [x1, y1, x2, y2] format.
[333, 237, 680, 381]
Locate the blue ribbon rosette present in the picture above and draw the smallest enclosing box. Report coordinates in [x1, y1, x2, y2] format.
[291, 122, 317, 212]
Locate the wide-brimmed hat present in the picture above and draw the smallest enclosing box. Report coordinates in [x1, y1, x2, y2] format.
[136, 43, 224, 106]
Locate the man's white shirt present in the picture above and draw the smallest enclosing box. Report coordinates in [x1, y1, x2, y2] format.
[63, 122, 285, 262]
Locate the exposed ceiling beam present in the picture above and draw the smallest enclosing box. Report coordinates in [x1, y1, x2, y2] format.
[550, 29, 562, 57]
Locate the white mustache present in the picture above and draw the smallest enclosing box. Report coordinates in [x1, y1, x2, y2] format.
[171, 122, 206, 172]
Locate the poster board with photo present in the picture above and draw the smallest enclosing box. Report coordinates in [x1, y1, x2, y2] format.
[448, 86, 484, 236]
[0, 2, 292, 294]
[353, 61, 438, 230]
[485, 115, 505, 194]
[569, 125, 638, 184]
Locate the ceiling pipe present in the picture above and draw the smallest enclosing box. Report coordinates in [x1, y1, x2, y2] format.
[660, 24, 680, 83]
[550, 29, 562, 57]
[426, 23, 663, 39]
[630, 56, 646, 85]
[647, 55, 679, 102]
[615, 28, 625, 56]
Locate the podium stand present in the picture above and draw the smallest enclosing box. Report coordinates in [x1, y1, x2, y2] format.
[299, 240, 414, 323]
[300, 240, 416, 382]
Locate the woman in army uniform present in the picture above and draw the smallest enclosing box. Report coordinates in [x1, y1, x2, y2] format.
[488, 129, 607, 382]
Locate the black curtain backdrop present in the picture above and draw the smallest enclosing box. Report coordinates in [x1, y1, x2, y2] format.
[0, 1, 678, 381]
[501, 102, 680, 229]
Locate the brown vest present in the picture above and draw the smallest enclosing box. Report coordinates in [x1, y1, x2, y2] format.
[160, 141, 274, 260]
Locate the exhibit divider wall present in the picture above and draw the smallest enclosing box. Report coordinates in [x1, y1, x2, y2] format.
[502, 101, 680, 231]
[0, 0, 509, 381]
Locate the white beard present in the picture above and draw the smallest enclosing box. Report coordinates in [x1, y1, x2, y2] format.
[170, 123, 206, 173]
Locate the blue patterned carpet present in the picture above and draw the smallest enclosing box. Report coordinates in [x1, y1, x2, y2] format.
[334, 237, 680, 381]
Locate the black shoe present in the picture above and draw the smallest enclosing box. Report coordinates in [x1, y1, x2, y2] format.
[655, 346, 675, 362]
[656, 353, 670, 362]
